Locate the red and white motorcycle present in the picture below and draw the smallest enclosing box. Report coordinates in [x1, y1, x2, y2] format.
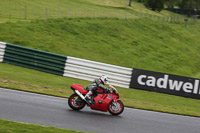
[68, 83, 124, 115]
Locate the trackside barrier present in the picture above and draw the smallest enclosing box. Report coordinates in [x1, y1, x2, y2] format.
[1, 42, 67, 76]
[64, 56, 133, 88]
[0, 42, 133, 88]
[0, 42, 6, 62]
[0, 42, 200, 99]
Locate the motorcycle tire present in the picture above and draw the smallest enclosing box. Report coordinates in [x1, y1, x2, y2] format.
[108, 100, 124, 115]
[68, 93, 86, 110]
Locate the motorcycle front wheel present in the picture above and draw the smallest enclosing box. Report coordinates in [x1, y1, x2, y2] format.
[68, 93, 86, 110]
[108, 100, 124, 115]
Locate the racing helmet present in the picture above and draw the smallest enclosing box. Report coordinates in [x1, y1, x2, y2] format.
[99, 75, 108, 85]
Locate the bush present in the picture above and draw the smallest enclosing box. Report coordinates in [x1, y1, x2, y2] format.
[144, 0, 164, 12]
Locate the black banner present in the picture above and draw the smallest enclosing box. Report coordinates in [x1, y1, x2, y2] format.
[130, 69, 200, 99]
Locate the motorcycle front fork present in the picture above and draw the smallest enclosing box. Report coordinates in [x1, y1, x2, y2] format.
[112, 99, 118, 107]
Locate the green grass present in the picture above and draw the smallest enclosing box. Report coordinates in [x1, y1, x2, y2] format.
[0, 18, 200, 77]
[1, 63, 200, 117]
[0, 119, 89, 133]
[0, 0, 182, 22]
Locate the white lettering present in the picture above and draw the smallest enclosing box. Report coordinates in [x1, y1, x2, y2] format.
[137, 75, 146, 85]
[169, 80, 183, 91]
[146, 76, 156, 87]
[136, 74, 200, 95]
[157, 75, 168, 89]
[199, 87, 200, 94]
[193, 80, 199, 94]
[183, 82, 193, 93]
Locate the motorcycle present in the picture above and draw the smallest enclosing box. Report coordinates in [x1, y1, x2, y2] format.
[68, 83, 124, 115]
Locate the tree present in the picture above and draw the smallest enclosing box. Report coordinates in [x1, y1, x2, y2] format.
[144, 0, 165, 12]
[128, 0, 133, 6]
[177, 0, 190, 9]
[165, 0, 180, 10]
[194, 0, 200, 9]
[177, 0, 200, 16]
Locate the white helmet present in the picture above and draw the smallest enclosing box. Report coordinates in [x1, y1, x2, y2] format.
[99, 75, 108, 85]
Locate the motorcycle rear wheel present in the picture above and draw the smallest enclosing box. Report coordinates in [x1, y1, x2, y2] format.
[108, 100, 124, 115]
[68, 93, 86, 110]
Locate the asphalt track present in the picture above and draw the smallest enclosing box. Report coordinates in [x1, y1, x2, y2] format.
[0, 87, 200, 133]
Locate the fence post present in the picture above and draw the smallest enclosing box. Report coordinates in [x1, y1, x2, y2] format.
[94, 10, 97, 18]
[45, 8, 48, 19]
[168, 16, 172, 23]
[24, 5, 27, 19]
[184, 18, 188, 27]
[68, 9, 71, 18]
[58, 8, 60, 18]
[107, 1, 110, 6]
[77, 9, 80, 17]
[124, 11, 127, 19]
[193, 15, 197, 24]
[87, 9, 89, 17]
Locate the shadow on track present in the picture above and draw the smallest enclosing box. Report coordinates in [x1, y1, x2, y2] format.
[67, 109, 124, 119]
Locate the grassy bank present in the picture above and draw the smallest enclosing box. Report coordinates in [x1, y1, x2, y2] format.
[1, 63, 200, 117]
[0, 18, 200, 77]
[0, 119, 88, 133]
[0, 0, 179, 22]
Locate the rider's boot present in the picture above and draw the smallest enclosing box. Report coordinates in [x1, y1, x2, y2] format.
[85, 91, 92, 103]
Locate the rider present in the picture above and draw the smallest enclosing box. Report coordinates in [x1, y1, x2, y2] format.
[85, 75, 111, 104]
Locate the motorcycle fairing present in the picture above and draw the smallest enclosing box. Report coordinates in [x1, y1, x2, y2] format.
[71, 84, 88, 94]
[90, 93, 117, 112]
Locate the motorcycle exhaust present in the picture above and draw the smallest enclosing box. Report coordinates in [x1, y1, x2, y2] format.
[75, 90, 85, 100]
[75, 90, 91, 105]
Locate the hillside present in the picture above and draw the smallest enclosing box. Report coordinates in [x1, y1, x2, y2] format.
[0, 18, 200, 78]
[0, 0, 179, 22]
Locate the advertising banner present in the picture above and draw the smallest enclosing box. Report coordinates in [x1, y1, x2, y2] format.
[130, 69, 200, 99]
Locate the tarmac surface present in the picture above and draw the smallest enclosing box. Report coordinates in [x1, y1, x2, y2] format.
[0, 87, 200, 133]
